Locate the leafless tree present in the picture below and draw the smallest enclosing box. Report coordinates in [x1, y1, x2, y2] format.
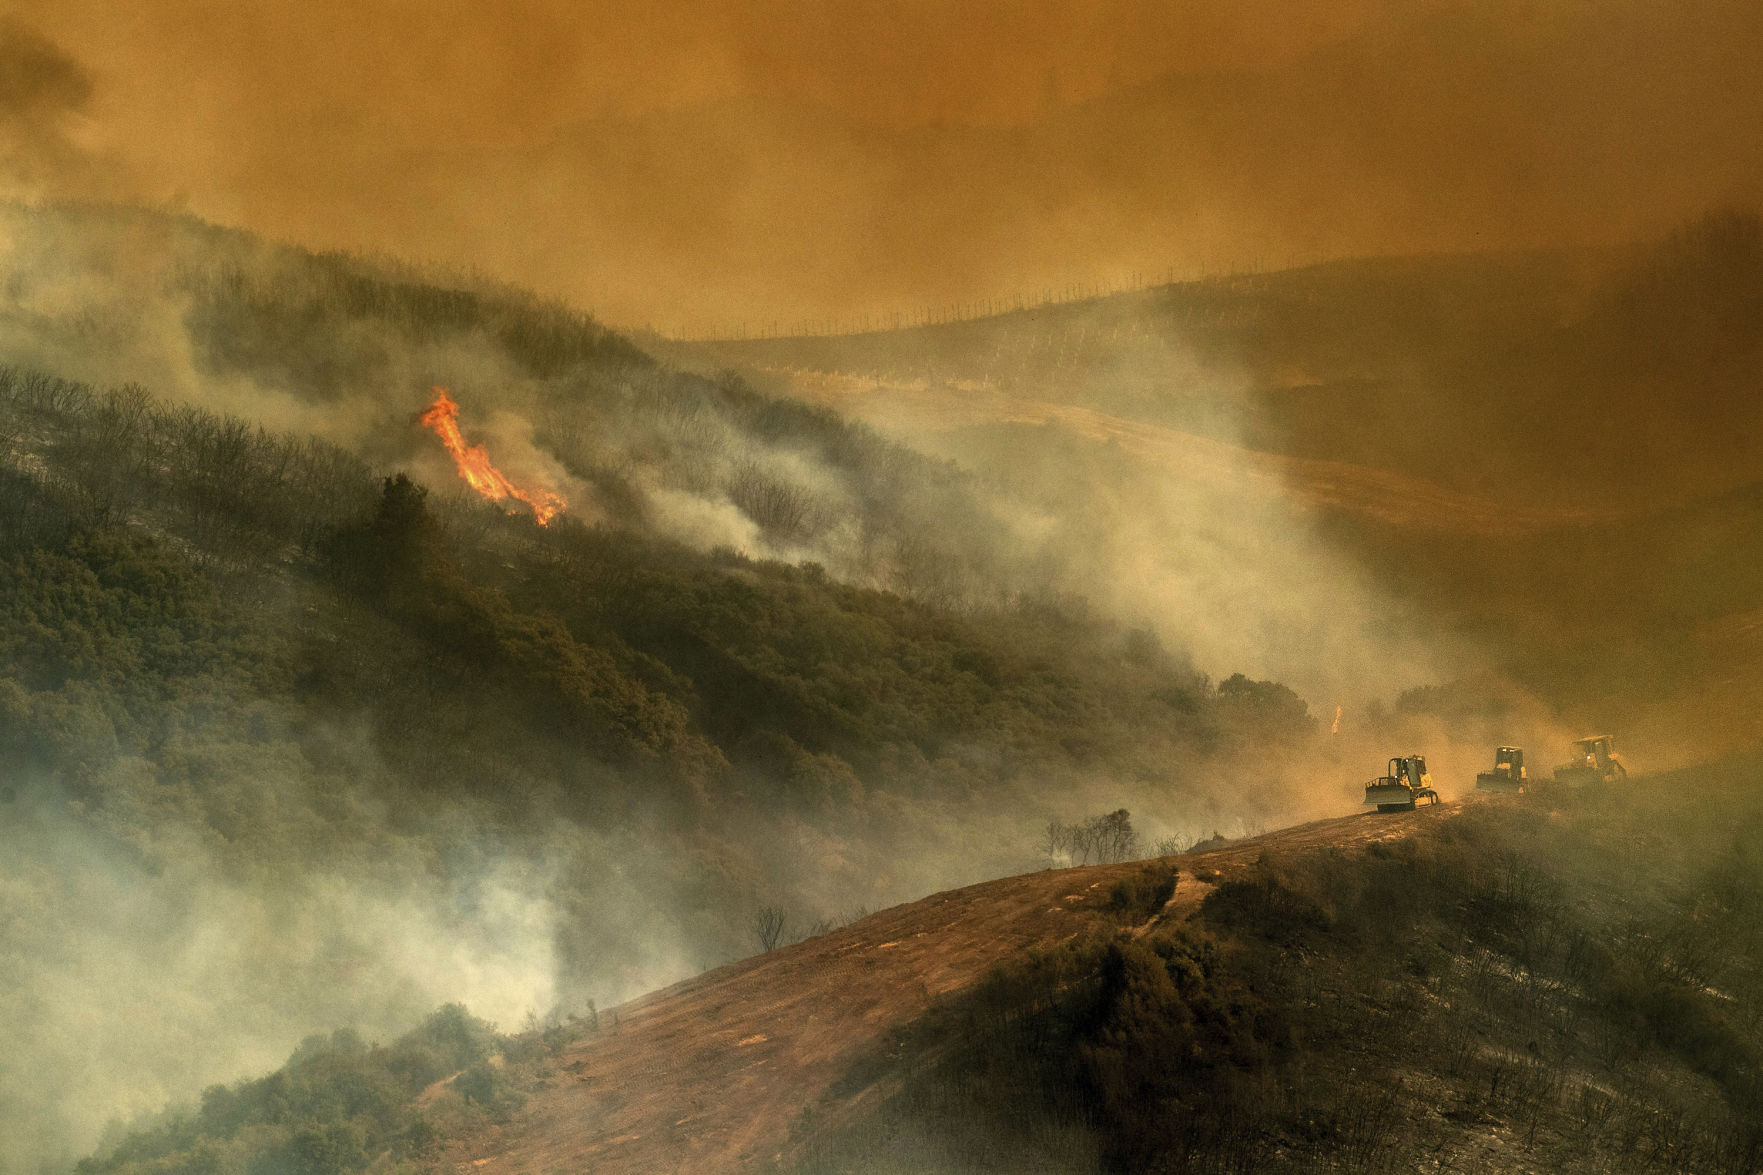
[1044, 809, 1140, 866]
[1091, 809, 1138, 864]
[753, 905, 789, 953]
[728, 462, 819, 542]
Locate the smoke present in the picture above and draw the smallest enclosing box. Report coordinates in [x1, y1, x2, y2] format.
[0, 721, 724, 1171]
[0, 196, 1589, 766]
[0, 197, 1024, 1161]
[681, 301, 1468, 710]
[10, 1, 1763, 330]
[0, 18, 127, 201]
[0, 783, 546, 1168]
[0, 17, 90, 192]
[0, 199, 1736, 1173]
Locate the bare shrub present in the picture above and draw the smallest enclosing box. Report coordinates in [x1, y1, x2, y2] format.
[727, 462, 819, 542]
[753, 905, 789, 953]
[1045, 809, 1139, 866]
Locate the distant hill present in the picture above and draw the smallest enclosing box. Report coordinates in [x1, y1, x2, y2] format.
[666, 214, 1763, 756]
[672, 214, 1763, 511]
[655, 246, 1612, 456]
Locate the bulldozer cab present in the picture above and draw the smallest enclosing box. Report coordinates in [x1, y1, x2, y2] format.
[1555, 734, 1628, 783]
[1574, 736, 1615, 770]
[1389, 756, 1428, 787]
[1476, 745, 1527, 792]
[1367, 754, 1438, 811]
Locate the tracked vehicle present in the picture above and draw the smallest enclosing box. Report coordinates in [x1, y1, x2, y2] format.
[1475, 746, 1527, 793]
[1364, 755, 1440, 812]
[1553, 735, 1628, 784]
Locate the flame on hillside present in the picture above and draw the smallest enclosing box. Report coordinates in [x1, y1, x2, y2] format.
[418, 389, 566, 525]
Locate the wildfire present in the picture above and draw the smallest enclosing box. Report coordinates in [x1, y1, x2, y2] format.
[417, 389, 566, 525]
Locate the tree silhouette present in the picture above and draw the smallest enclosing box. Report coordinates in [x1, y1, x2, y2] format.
[753, 905, 789, 953]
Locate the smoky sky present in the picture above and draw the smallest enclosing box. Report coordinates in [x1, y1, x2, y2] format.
[0, 17, 101, 196]
[9, 0, 1763, 330]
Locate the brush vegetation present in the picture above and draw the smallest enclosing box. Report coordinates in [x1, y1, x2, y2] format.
[75, 1005, 537, 1175]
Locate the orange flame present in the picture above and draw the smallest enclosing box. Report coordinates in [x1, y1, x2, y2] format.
[418, 389, 566, 525]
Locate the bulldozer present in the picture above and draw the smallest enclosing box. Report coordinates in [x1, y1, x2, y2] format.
[1553, 735, 1628, 784]
[1364, 755, 1440, 812]
[1475, 746, 1527, 794]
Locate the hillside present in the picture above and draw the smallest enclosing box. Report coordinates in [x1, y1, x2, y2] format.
[430, 805, 1449, 1175]
[0, 203, 1346, 1172]
[83, 756, 1763, 1175]
[654, 247, 1614, 466]
[791, 759, 1763, 1174]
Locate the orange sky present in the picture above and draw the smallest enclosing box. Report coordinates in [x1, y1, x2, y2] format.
[5, 0, 1761, 332]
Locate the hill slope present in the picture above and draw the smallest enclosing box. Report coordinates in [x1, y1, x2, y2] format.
[436, 806, 1446, 1175]
[435, 758, 1763, 1175]
[90, 758, 1763, 1175]
[672, 216, 1763, 511]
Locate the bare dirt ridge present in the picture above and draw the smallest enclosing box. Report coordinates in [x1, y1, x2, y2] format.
[440, 803, 1462, 1175]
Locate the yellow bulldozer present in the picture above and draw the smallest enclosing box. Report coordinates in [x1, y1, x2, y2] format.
[1364, 755, 1440, 813]
[1553, 735, 1628, 784]
[1475, 746, 1527, 794]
